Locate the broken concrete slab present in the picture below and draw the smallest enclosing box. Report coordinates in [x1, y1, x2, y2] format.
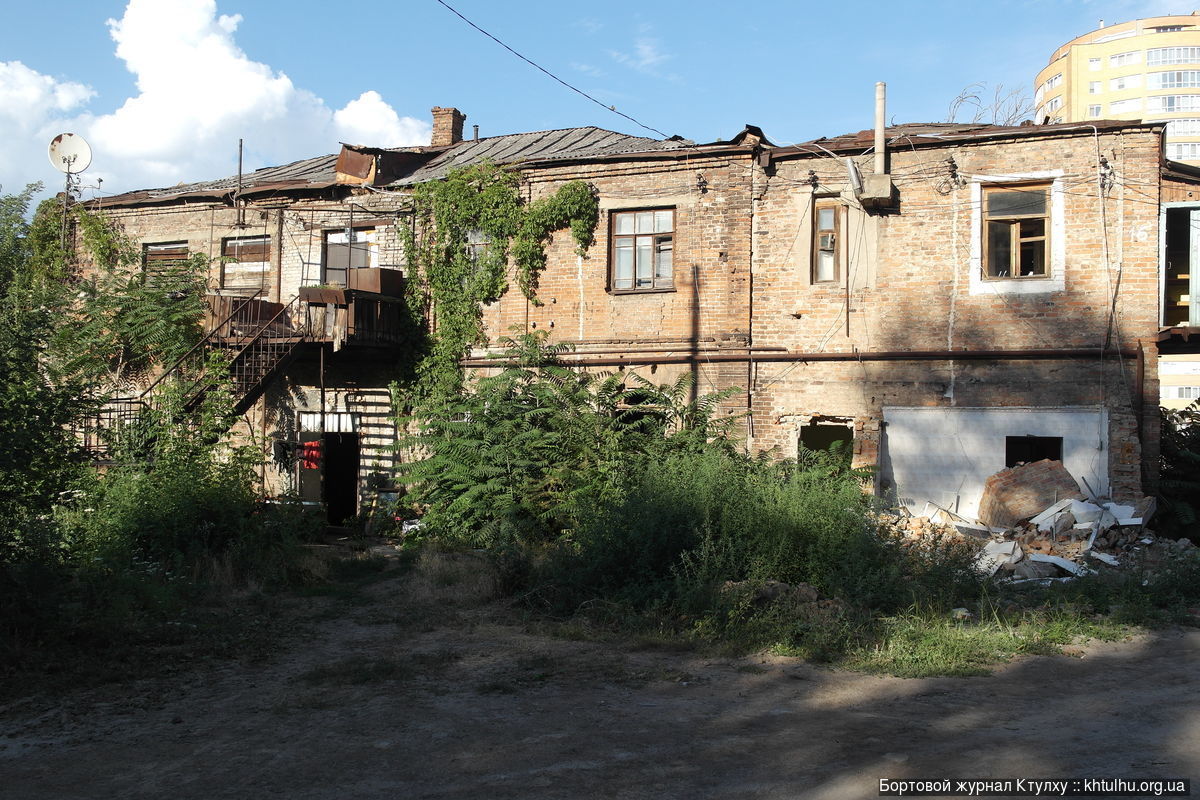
[978, 460, 1085, 529]
[1028, 552, 1089, 576]
[977, 539, 1023, 576]
[1013, 559, 1062, 580]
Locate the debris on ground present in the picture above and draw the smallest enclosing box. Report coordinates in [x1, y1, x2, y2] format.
[887, 459, 1194, 582]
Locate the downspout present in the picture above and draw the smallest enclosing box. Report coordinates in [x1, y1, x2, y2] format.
[272, 209, 284, 303]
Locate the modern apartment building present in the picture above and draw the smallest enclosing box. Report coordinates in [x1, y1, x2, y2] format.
[1035, 12, 1200, 162]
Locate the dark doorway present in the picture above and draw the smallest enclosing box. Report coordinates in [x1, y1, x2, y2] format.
[323, 432, 360, 524]
[1004, 435, 1062, 467]
[800, 423, 853, 463]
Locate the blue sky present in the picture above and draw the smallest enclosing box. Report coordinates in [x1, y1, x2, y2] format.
[0, 0, 1182, 199]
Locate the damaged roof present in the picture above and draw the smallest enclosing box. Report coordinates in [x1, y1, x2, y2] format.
[99, 126, 692, 207]
[772, 119, 1164, 159]
[388, 126, 691, 186]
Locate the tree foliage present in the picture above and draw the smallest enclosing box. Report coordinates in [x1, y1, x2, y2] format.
[398, 331, 740, 547]
[400, 162, 599, 399]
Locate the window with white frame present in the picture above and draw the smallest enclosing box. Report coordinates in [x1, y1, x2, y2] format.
[1109, 97, 1143, 113]
[1088, 104, 1102, 117]
[1166, 142, 1200, 160]
[1088, 57, 1102, 71]
[322, 227, 377, 287]
[1170, 118, 1200, 135]
[1046, 96, 1063, 112]
[1045, 73, 1062, 90]
[1148, 94, 1200, 112]
[1153, 25, 1186, 33]
[1164, 385, 1200, 399]
[1089, 81, 1102, 94]
[1150, 70, 1200, 89]
[983, 185, 1049, 279]
[610, 208, 674, 292]
[1109, 74, 1142, 90]
[1147, 46, 1200, 66]
[1109, 51, 1141, 67]
[812, 202, 841, 284]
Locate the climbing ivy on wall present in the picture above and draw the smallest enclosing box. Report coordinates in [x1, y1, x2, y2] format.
[400, 161, 598, 399]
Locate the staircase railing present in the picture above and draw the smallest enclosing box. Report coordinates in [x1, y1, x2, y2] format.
[80, 291, 308, 460]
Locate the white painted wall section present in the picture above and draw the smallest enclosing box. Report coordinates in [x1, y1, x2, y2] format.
[881, 406, 1109, 520]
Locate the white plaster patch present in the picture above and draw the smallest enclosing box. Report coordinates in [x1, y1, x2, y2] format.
[881, 406, 1109, 520]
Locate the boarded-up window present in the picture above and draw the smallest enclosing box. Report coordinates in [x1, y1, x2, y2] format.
[323, 228, 377, 287]
[143, 242, 189, 289]
[221, 235, 271, 294]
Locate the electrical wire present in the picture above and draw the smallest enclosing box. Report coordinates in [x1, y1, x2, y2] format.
[431, 0, 671, 140]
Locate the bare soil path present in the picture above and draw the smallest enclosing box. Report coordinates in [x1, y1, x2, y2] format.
[2, 557, 1197, 799]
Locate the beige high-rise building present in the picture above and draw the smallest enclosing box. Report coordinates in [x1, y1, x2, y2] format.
[1036, 12, 1200, 162]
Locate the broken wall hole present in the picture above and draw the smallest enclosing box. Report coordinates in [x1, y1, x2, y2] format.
[799, 422, 853, 454]
[1004, 435, 1063, 467]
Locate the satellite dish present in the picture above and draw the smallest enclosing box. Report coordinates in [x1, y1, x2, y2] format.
[48, 133, 92, 174]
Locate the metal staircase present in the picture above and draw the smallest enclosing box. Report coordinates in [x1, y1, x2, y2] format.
[84, 292, 307, 460]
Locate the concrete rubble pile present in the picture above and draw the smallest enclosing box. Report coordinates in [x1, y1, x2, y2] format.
[887, 458, 1196, 583]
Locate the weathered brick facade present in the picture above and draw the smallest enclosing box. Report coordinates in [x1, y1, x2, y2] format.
[95, 116, 1169, 520]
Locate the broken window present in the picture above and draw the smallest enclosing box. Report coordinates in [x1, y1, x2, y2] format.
[1004, 435, 1063, 467]
[610, 208, 673, 292]
[983, 185, 1049, 279]
[220, 235, 271, 294]
[142, 241, 190, 289]
[322, 228, 377, 287]
[812, 202, 840, 284]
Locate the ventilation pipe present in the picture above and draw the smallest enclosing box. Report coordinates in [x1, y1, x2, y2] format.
[858, 81, 894, 208]
[874, 81, 886, 175]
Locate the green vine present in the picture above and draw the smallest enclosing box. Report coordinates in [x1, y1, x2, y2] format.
[400, 162, 598, 399]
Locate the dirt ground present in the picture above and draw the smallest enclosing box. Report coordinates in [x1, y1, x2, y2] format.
[2, 554, 1197, 800]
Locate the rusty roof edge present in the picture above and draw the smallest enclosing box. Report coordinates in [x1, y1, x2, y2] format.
[769, 120, 1165, 160]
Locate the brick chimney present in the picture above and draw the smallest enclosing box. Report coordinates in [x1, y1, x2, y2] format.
[430, 107, 466, 147]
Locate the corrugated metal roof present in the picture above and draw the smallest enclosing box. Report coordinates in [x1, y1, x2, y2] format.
[100, 126, 688, 206]
[387, 126, 689, 186]
[101, 153, 340, 206]
[774, 119, 1162, 158]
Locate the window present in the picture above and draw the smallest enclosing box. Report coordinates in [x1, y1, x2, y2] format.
[1169, 118, 1200, 135]
[1045, 96, 1063, 112]
[1109, 51, 1141, 67]
[610, 209, 673, 292]
[1148, 94, 1200, 112]
[983, 185, 1049, 279]
[1150, 70, 1200, 88]
[220, 235, 271, 294]
[1166, 142, 1200, 160]
[1109, 74, 1141, 90]
[1088, 57, 1102, 71]
[1154, 25, 1186, 33]
[1147, 46, 1200, 66]
[1088, 104, 1102, 117]
[1165, 385, 1200, 399]
[1005, 435, 1063, 467]
[812, 203, 840, 283]
[1089, 81, 1102, 94]
[143, 241, 189, 289]
[322, 228, 377, 287]
[1109, 97, 1143, 113]
[1044, 73, 1062, 90]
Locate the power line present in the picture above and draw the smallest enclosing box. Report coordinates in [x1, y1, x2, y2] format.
[432, 0, 672, 140]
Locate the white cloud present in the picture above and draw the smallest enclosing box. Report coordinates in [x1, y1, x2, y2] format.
[570, 62, 607, 78]
[608, 36, 672, 74]
[0, 0, 429, 199]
